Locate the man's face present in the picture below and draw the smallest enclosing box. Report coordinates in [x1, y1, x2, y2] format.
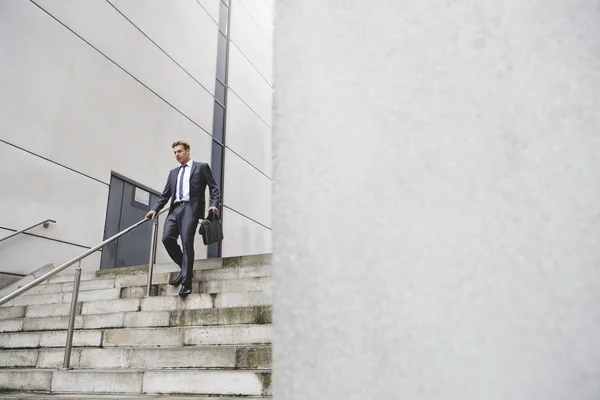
[173, 145, 191, 165]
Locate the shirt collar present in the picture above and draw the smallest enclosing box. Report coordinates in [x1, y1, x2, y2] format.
[180, 159, 193, 168]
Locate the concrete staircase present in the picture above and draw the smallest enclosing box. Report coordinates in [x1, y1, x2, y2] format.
[0, 254, 272, 399]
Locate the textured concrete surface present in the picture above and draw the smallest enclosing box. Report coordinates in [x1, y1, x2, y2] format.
[0, 274, 21, 291]
[274, 0, 600, 399]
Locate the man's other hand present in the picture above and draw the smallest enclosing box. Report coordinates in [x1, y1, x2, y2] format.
[208, 206, 219, 216]
[145, 210, 156, 219]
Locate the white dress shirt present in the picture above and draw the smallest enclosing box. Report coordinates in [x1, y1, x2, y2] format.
[175, 159, 193, 202]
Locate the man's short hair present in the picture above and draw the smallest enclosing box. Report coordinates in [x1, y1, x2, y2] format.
[172, 140, 190, 150]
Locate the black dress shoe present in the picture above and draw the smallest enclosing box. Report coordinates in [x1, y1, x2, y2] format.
[179, 285, 192, 297]
[169, 273, 183, 286]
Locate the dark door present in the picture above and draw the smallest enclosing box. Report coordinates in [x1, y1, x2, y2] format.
[100, 174, 160, 270]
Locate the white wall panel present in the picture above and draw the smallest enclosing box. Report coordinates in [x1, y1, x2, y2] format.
[221, 208, 271, 258]
[0, 144, 107, 248]
[228, 45, 272, 126]
[109, 0, 219, 94]
[231, 0, 272, 84]
[197, 0, 220, 23]
[236, 0, 272, 43]
[226, 91, 272, 177]
[223, 149, 271, 228]
[0, 228, 101, 275]
[31, 0, 214, 133]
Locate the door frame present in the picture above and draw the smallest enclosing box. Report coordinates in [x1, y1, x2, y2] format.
[110, 172, 161, 198]
[100, 172, 161, 269]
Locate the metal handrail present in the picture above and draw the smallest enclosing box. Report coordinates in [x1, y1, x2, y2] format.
[0, 208, 168, 368]
[0, 219, 57, 244]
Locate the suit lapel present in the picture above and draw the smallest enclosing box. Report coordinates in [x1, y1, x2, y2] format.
[190, 161, 198, 177]
[170, 168, 178, 200]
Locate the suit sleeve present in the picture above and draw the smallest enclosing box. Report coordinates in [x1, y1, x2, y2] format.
[203, 164, 221, 208]
[152, 172, 172, 213]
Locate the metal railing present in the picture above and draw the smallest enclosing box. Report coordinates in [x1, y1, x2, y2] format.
[0, 219, 57, 244]
[0, 209, 168, 369]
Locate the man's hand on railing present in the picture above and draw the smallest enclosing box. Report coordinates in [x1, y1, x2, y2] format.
[145, 210, 157, 220]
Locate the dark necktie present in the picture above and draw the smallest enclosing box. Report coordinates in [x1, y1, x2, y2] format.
[178, 165, 187, 201]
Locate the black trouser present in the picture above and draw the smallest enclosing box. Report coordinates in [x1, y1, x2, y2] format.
[162, 203, 198, 287]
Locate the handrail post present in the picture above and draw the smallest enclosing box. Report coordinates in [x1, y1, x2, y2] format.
[146, 218, 159, 297]
[62, 261, 82, 370]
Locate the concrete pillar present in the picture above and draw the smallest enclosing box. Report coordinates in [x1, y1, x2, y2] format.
[273, 0, 600, 399]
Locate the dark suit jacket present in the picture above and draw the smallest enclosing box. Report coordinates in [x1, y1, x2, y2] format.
[152, 161, 220, 219]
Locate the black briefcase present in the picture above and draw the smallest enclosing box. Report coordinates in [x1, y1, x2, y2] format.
[198, 210, 224, 245]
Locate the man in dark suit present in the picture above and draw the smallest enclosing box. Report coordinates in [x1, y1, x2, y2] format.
[145, 140, 220, 296]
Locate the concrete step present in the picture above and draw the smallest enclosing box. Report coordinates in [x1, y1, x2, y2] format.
[104, 324, 272, 347]
[44, 263, 271, 288]
[193, 264, 272, 282]
[1, 312, 124, 332]
[1, 289, 271, 325]
[18, 298, 140, 319]
[3, 288, 122, 308]
[0, 369, 272, 396]
[141, 276, 272, 296]
[46, 271, 97, 284]
[96, 257, 225, 278]
[1, 254, 270, 298]
[0, 369, 53, 392]
[1, 305, 271, 332]
[169, 305, 271, 327]
[1, 269, 272, 310]
[2, 276, 271, 309]
[0, 329, 103, 349]
[1, 345, 271, 369]
[22, 303, 79, 319]
[120, 277, 273, 299]
[6, 279, 272, 311]
[1, 257, 271, 309]
[1, 279, 166, 307]
[0, 324, 271, 349]
[0, 306, 24, 320]
[40, 254, 271, 286]
[96, 264, 272, 290]
[0, 395, 271, 399]
[140, 291, 272, 311]
[25, 278, 117, 296]
[0, 264, 55, 299]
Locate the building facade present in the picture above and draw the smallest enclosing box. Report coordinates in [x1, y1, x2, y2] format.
[0, 0, 272, 283]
